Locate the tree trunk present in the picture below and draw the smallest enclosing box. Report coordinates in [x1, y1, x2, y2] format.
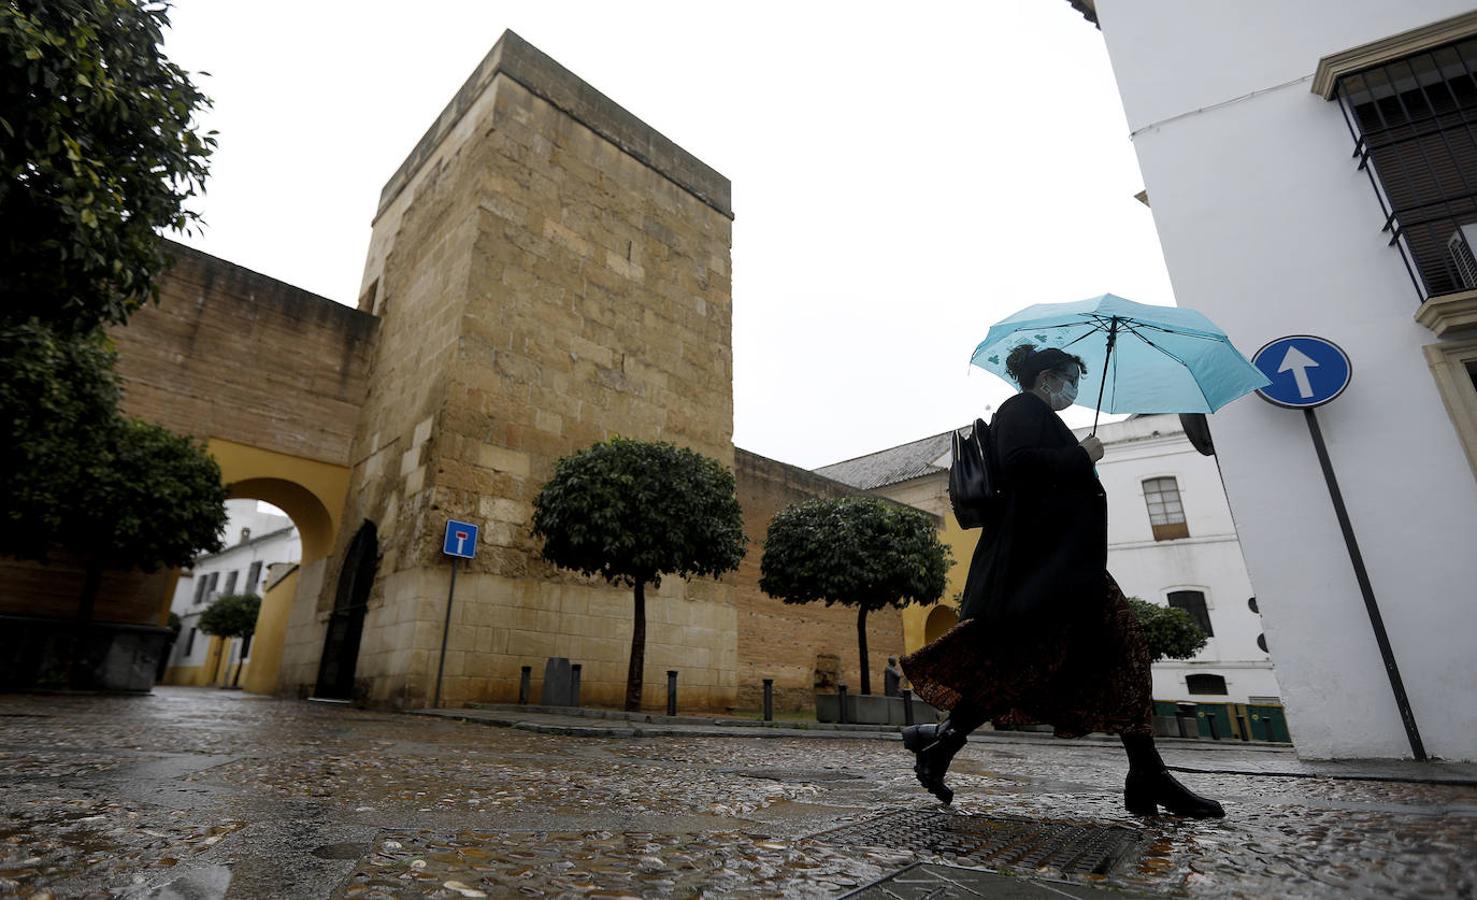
[857, 605, 871, 696]
[231, 633, 253, 688]
[625, 579, 646, 712]
[212, 637, 229, 687]
[68, 560, 105, 687]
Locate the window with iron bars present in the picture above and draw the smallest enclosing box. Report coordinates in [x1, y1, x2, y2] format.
[1335, 37, 1477, 302]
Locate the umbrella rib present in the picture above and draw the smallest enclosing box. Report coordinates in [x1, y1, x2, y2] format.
[1120, 321, 1215, 411]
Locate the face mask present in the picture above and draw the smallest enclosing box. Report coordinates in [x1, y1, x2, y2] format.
[1044, 374, 1079, 411]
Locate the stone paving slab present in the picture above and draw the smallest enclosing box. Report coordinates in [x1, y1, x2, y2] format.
[3, 688, 1475, 898]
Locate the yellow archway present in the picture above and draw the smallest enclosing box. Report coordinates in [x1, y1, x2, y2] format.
[925, 605, 959, 644]
[206, 438, 348, 695]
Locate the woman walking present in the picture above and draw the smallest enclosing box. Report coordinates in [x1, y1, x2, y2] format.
[900, 344, 1224, 818]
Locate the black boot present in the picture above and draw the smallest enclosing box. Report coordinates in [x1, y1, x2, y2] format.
[1120, 733, 1224, 819]
[902, 721, 968, 805]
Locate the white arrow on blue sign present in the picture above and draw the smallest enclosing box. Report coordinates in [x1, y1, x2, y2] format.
[1251, 335, 1352, 409]
[442, 519, 479, 559]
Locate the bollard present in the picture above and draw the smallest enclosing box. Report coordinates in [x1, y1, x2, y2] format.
[518, 666, 532, 705]
[762, 679, 774, 722]
[838, 684, 849, 725]
[570, 664, 582, 707]
[666, 670, 678, 716]
[901, 688, 914, 726]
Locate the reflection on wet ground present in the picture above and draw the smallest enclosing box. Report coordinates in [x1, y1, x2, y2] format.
[1, 688, 1473, 897]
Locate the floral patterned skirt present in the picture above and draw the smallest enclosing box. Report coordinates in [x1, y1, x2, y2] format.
[901, 573, 1152, 738]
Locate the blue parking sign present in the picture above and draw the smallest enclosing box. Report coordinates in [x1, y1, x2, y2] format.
[1252, 335, 1352, 409]
[442, 519, 478, 559]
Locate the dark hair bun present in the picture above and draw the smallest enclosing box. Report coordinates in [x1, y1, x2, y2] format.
[1005, 344, 1037, 383]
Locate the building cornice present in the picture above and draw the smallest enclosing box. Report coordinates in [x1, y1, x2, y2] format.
[1312, 10, 1477, 99]
[1415, 289, 1477, 337]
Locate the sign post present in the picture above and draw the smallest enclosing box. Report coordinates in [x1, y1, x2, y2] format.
[1252, 336, 1425, 761]
[434, 519, 479, 709]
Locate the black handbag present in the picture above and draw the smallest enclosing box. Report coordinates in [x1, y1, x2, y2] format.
[948, 417, 1000, 529]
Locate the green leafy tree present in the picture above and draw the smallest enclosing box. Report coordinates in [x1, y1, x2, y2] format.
[70, 418, 228, 620]
[1, 0, 215, 333]
[1127, 598, 1208, 662]
[0, 321, 120, 560]
[198, 593, 260, 687]
[760, 497, 952, 695]
[531, 438, 747, 711]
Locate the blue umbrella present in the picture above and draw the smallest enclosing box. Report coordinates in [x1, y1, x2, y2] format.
[971, 294, 1270, 433]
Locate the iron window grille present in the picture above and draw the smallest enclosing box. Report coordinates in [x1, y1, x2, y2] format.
[1186, 673, 1227, 696]
[1168, 589, 1214, 637]
[1335, 37, 1477, 302]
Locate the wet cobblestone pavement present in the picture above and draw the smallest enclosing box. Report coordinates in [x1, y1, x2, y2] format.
[1, 689, 1474, 898]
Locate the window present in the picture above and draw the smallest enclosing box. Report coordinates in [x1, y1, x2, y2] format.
[1186, 673, 1227, 696]
[1143, 477, 1189, 541]
[223, 571, 238, 595]
[1332, 37, 1477, 302]
[206, 571, 220, 598]
[192, 578, 208, 606]
[246, 561, 263, 592]
[1168, 590, 1213, 637]
[184, 627, 196, 656]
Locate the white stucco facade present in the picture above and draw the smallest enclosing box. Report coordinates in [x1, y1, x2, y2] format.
[170, 501, 301, 672]
[1093, 1, 1477, 759]
[1086, 416, 1281, 708]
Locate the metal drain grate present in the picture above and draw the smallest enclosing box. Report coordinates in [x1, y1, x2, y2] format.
[810, 808, 1140, 876]
[842, 863, 1152, 899]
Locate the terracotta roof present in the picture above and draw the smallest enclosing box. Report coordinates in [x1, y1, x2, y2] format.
[814, 430, 956, 491]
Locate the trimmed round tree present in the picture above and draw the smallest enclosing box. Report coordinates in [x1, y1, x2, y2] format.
[198, 593, 261, 687]
[760, 497, 952, 695]
[531, 438, 747, 711]
[1127, 598, 1208, 662]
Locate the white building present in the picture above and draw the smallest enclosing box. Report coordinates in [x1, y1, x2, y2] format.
[1078, 1, 1477, 759]
[817, 414, 1282, 731]
[168, 501, 301, 681]
[1089, 416, 1281, 712]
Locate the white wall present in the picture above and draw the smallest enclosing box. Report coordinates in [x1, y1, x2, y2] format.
[1097, 1, 1477, 759]
[171, 500, 300, 668]
[1088, 416, 1282, 706]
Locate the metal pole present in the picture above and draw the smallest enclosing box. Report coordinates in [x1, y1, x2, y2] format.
[1091, 317, 1119, 436]
[1304, 408, 1426, 760]
[666, 670, 678, 716]
[762, 678, 774, 722]
[518, 665, 531, 705]
[901, 688, 914, 726]
[838, 685, 849, 725]
[433, 557, 458, 709]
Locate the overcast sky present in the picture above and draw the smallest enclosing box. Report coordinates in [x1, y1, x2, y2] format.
[164, 1, 1172, 470]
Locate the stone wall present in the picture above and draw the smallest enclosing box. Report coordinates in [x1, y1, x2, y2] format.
[731, 451, 910, 712]
[285, 31, 740, 710]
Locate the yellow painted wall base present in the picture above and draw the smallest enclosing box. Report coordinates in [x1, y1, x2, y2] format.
[243, 569, 298, 694]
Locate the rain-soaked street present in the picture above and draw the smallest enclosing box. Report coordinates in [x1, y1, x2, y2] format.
[2, 688, 1474, 898]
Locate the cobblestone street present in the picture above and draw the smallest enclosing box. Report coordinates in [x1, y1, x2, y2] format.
[2, 688, 1474, 898]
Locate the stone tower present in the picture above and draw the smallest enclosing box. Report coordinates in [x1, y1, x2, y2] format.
[278, 31, 737, 709]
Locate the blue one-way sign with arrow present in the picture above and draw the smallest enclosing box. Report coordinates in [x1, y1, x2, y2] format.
[1252, 335, 1352, 409]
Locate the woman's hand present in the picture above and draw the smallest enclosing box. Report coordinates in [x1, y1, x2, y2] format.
[1079, 435, 1105, 462]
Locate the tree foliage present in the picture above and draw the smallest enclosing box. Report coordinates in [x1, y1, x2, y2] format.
[1, 0, 214, 333]
[532, 438, 747, 589]
[1127, 598, 1208, 663]
[198, 593, 260, 639]
[532, 437, 747, 710]
[0, 320, 120, 559]
[760, 497, 952, 613]
[760, 497, 952, 694]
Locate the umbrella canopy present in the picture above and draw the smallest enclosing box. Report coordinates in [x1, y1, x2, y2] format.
[970, 294, 1270, 422]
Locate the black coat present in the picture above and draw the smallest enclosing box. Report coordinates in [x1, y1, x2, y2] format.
[958, 392, 1107, 627]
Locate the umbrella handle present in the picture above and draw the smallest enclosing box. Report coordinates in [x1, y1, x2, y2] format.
[1091, 318, 1119, 437]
